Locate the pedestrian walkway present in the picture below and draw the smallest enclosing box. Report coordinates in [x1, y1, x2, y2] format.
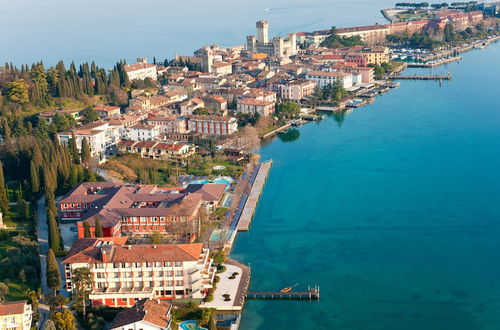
[237, 160, 272, 231]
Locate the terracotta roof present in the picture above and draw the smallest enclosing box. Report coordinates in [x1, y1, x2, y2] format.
[0, 301, 27, 316]
[153, 143, 186, 151]
[125, 63, 156, 72]
[134, 141, 157, 148]
[63, 239, 203, 264]
[111, 298, 171, 329]
[184, 183, 226, 202]
[238, 98, 274, 106]
[307, 71, 351, 78]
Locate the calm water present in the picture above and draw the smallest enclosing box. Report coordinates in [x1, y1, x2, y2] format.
[0, 0, 393, 67]
[232, 46, 500, 329]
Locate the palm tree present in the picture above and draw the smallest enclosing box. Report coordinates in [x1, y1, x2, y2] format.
[72, 267, 93, 319]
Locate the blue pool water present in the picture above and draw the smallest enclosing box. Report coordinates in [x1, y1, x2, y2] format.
[179, 320, 207, 330]
[189, 177, 233, 186]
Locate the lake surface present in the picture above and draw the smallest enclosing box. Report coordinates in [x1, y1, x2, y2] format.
[1, 0, 394, 67]
[231, 45, 500, 329]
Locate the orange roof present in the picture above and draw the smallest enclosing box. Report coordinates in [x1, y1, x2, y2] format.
[0, 301, 27, 316]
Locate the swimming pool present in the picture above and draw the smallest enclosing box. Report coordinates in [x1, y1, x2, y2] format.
[179, 320, 208, 330]
[189, 176, 233, 186]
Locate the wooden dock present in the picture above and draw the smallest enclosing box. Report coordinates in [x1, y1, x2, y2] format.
[391, 73, 451, 80]
[246, 287, 320, 301]
[237, 160, 272, 231]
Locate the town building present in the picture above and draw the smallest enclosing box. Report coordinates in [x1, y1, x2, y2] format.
[125, 58, 158, 81]
[147, 116, 188, 134]
[179, 98, 205, 116]
[110, 298, 172, 330]
[277, 79, 316, 101]
[58, 182, 225, 239]
[95, 105, 121, 118]
[330, 64, 374, 84]
[188, 116, 238, 136]
[246, 20, 298, 57]
[58, 121, 109, 160]
[0, 301, 33, 330]
[237, 99, 275, 117]
[38, 109, 80, 125]
[306, 71, 354, 88]
[117, 141, 194, 161]
[62, 239, 215, 306]
[127, 124, 161, 141]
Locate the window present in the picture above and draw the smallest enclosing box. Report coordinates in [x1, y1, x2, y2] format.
[135, 262, 141, 268]
[164, 261, 172, 267]
[175, 270, 183, 276]
[175, 261, 182, 267]
[113, 263, 119, 268]
[121, 298, 127, 303]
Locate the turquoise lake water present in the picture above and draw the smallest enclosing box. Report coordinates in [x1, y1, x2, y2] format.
[231, 45, 500, 329]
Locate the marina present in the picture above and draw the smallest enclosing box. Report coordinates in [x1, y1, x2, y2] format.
[246, 287, 320, 301]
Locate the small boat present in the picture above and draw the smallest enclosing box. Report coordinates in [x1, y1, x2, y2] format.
[280, 286, 292, 293]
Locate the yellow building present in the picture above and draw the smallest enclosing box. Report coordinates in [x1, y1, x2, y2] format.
[0, 301, 32, 330]
[359, 46, 390, 65]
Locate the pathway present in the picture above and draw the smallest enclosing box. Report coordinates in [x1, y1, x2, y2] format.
[237, 161, 272, 231]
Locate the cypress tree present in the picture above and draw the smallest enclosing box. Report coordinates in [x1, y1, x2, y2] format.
[30, 161, 40, 194]
[68, 134, 80, 164]
[83, 222, 91, 238]
[94, 217, 103, 237]
[46, 248, 61, 295]
[84, 168, 97, 182]
[16, 198, 29, 220]
[69, 165, 78, 187]
[80, 137, 91, 164]
[48, 212, 61, 252]
[0, 162, 9, 213]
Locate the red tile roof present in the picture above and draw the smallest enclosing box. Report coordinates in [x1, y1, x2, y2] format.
[0, 301, 27, 316]
[111, 298, 171, 329]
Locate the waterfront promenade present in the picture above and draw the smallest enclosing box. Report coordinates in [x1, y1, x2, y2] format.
[237, 161, 272, 231]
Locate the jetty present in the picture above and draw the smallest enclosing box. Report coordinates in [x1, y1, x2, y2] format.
[390, 73, 451, 80]
[246, 287, 320, 301]
[237, 160, 272, 231]
[407, 56, 461, 68]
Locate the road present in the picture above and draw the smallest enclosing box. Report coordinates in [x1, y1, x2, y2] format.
[36, 196, 49, 295]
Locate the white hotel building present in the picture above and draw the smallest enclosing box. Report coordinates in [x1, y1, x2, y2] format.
[305, 70, 354, 88]
[62, 238, 215, 307]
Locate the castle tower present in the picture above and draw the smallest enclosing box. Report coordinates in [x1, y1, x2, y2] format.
[246, 35, 257, 52]
[256, 20, 269, 43]
[288, 33, 298, 56]
[200, 46, 213, 73]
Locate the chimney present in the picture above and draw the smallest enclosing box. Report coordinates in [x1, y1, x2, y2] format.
[101, 250, 107, 263]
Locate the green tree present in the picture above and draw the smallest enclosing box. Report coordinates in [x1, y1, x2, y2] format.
[80, 137, 91, 164]
[6, 79, 29, 104]
[47, 249, 61, 295]
[0, 283, 9, 302]
[72, 267, 93, 319]
[68, 135, 80, 164]
[94, 218, 103, 237]
[83, 168, 97, 182]
[80, 107, 99, 124]
[276, 102, 301, 119]
[52, 309, 76, 330]
[30, 160, 40, 194]
[53, 113, 70, 132]
[48, 213, 61, 252]
[193, 107, 209, 115]
[43, 320, 57, 330]
[150, 231, 163, 244]
[83, 222, 91, 238]
[0, 162, 9, 213]
[16, 198, 30, 220]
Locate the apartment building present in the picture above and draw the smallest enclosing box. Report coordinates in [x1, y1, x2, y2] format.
[94, 105, 121, 118]
[0, 301, 32, 330]
[306, 71, 354, 88]
[127, 124, 161, 141]
[147, 116, 188, 134]
[62, 239, 215, 307]
[58, 121, 109, 159]
[188, 116, 238, 136]
[277, 79, 316, 100]
[117, 141, 194, 161]
[237, 99, 275, 117]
